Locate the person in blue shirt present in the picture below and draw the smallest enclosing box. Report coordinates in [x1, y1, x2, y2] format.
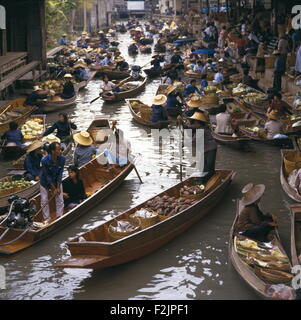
[128, 41, 138, 54]
[58, 34, 67, 45]
[183, 79, 202, 97]
[200, 74, 208, 89]
[2, 121, 24, 147]
[171, 51, 183, 65]
[115, 58, 129, 71]
[150, 55, 162, 70]
[24, 86, 48, 107]
[40, 142, 66, 223]
[151, 95, 168, 123]
[43, 112, 77, 143]
[73, 64, 89, 82]
[24, 140, 44, 181]
[165, 86, 183, 118]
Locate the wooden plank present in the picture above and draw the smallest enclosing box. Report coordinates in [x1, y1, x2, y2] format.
[0, 52, 27, 69]
[18, 69, 47, 81]
[47, 46, 64, 58]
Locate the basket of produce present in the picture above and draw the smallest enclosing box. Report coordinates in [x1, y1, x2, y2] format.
[108, 219, 141, 241]
[0, 179, 33, 197]
[283, 151, 301, 175]
[254, 267, 293, 284]
[21, 118, 44, 141]
[139, 104, 152, 121]
[143, 195, 197, 217]
[130, 208, 159, 229]
[232, 85, 247, 97]
[265, 55, 276, 69]
[180, 184, 206, 199]
[204, 86, 218, 94]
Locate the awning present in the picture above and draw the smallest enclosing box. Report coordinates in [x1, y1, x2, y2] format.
[192, 49, 216, 55]
[174, 38, 197, 44]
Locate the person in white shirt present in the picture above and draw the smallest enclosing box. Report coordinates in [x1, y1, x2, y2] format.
[193, 61, 203, 74]
[215, 104, 233, 134]
[213, 68, 224, 84]
[100, 74, 116, 92]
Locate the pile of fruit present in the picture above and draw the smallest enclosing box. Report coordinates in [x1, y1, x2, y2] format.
[143, 195, 197, 217]
[244, 92, 268, 104]
[39, 80, 63, 91]
[21, 118, 44, 140]
[245, 126, 260, 133]
[180, 184, 205, 196]
[204, 86, 217, 93]
[0, 179, 34, 196]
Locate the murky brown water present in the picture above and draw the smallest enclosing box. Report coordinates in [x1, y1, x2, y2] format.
[0, 29, 294, 300]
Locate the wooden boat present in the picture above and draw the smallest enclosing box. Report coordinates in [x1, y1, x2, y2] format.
[101, 76, 147, 103]
[211, 130, 250, 149]
[127, 99, 174, 129]
[0, 129, 135, 255]
[55, 170, 235, 269]
[280, 149, 301, 202]
[289, 204, 301, 266]
[0, 98, 36, 135]
[143, 68, 164, 78]
[230, 200, 294, 300]
[143, 38, 154, 45]
[86, 116, 113, 147]
[75, 71, 97, 92]
[128, 48, 139, 55]
[89, 65, 130, 80]
[40, 95, 77, 113]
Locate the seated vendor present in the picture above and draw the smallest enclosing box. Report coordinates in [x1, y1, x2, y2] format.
[215, 104, 233, 134]
[60, 74, 75, 99]
[2, 121, 24, 147]
[151, 95, 168, 123]
[73, 131, 97, 168]
[234, 183, 276, 243]
[267, 93, 292, 118]
[183, 79, 202, 97]
[24, 140, 44, 181]
[62, 165, 87, 210]
[165, 86, 183, 118]
[25, 86, 48, 107]
[264, 110, 285, 140]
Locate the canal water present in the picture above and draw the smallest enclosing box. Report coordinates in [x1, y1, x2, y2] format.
[0, 30, 294, 300]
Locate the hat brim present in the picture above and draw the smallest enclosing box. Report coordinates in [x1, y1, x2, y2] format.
[241, 184, 265, 206]
[26, 141, 44, 153]
[73, 133, 93, 146]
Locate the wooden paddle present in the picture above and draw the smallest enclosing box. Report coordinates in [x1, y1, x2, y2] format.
[90, 76, 132, 104]
[0, 104, 11, 118]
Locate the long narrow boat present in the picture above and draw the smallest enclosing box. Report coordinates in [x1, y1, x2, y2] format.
[280, 149, 301, 202]
[75, 71, 97, 92]
[0, 141, 135, 255]
[55, 170, 235, 269]
[101, 76, 147, 103]
[289, 204, 301, 266]
[143, 68, 164, 78]
[89, 65, 130, 80]
[126, 99, 174, 129]
[0, 98, 36, 135]
[40, 95, 77, 113]
[139, 45, 152, 54]
[230, 200, 294, 300]
[210, 130, 250, 149]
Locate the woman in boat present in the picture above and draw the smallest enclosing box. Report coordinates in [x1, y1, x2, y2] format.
[43, 112, 77, 144]
[183, 95, 205, 117]
[215, 104, 234, 134]
[73, 63, 89, 82]
[165, 86, 183, 118]
[115, 57, 129, 71]
[150, 54, 162, 70]
[24, 86, 48, 107]
[267, 93, 292, 118]
[100, 74, 117, 93]
[2, 121, 24, 148]
[234, 183, 276, 242]
[264, 110, 285, 140]
[62, 165, 87, 210]
[150, 95, 168, 123]
[40, 142, 66, 224]
[73, 131, 97, 168]
[24, 140, 44, 181]
[128, 41, 138, 54]
[200, 74, 208, 89]
[183, 79, 202, 97]
[60, 74, 75, 99]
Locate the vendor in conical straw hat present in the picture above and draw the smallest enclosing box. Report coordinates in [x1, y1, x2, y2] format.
[73, 131, 97, 168]
[234, 183, 276, 242]
[264, 109, 285, 140]
[42, 134, 61, 144]
[150, 94, 168, 123]
[24, 140, 44, 181]
[165, 85, 183, 118]
[184, 94, 205, 117]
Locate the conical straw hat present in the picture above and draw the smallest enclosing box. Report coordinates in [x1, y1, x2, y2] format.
[153, 94, 167, 106]
[241, 183, 265, 206]
[73, 131, 93, 146]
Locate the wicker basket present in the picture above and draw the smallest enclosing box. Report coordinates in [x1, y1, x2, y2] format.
[108, 219, 141, 242]
[139, 105, 152, 121]
[130, 211, 159, 229]
[254, 267, 293, 284]
[265, 56, 276, 69]
[284, 151, 301, 175]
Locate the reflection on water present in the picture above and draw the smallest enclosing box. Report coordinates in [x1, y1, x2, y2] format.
[0, 27, 293, 300]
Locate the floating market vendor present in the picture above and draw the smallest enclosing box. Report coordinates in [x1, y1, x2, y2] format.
[264, 110, 285, 140]
[100, 74, 119, 94]
[73, 131, 97, 168]
[24, 140, 44, 181]
[98, 30, 105, 41]
[150, 95, 168, 123]
[73, 62, 89, 82]
[183, 79, 202, 97]
[234, 183, 276, 242]
[101, 53, 113, 66]
[165, 86, 183, 118]
[267, 93, 292, 118]
[193, 61, 204, 74]
[128, 40, 139, 53]
[150, 54, 162, 70]
[215, 104, 233, 134]
[43, 112, 77, 143]
[200, 74, 208, 89]
[183, 94, 204, 117]
[58, 34, 68, 46]
[60, 74, 75, 99]
[2, 121, 24, 148]
[62, 165, 87, 210]
[40, 142, 66, 224]
[115, 57, 129, 71]
[24, 86, 48, 107]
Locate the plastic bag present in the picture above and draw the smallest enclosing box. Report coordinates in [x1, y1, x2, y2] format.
[266, 284, 296, 300]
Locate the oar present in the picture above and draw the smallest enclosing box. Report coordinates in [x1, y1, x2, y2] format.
[0, 104, 11, 118]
